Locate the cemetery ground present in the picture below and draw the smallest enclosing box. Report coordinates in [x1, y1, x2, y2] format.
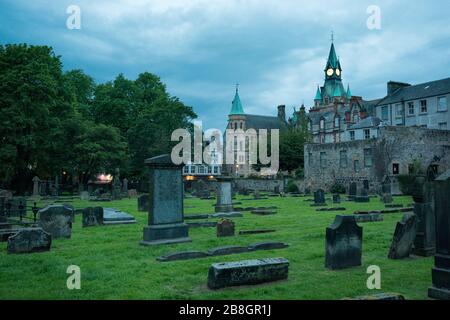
[0, 194, 432, 300]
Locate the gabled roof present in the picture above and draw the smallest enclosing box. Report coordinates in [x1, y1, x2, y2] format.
[230, 88, 245, 115]
[314, 86, 322, 100]
[245, 114, 286, 130]
[378, 77, 450, 105]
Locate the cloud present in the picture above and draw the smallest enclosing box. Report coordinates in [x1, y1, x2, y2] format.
[0, 0, 449, 129]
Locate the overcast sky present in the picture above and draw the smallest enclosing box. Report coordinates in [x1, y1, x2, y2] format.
[1, 0, 449, 130]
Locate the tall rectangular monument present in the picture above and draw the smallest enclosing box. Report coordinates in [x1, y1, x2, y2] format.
[140, 154, 191, 246]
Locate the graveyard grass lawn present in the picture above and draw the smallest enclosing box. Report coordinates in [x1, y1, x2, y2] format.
[0, 195, 432, 300]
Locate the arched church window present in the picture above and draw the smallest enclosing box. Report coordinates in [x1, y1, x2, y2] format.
[320, 118, 325, 130]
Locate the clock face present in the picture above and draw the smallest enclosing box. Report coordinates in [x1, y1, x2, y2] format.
[326, 68, 334, 76]
[336, 69, 341, 76]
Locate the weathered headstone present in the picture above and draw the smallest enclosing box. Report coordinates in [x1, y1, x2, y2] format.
[128, 189, 138, 198]
[82, 207, 104, 227]
[38, 205, 72, 239]
[363, 179, 369, 190]
[412, 175, 436, 257]
[140, 154, 191, 246]
[429, 170, 450, 299]
[32, 176, 40, 197]
[388, 213, 417, 259]
[138, 194, 149, 212]
[7, 228, 52, 254]
[325, 215, 362, 270]
[0, 196, 5, 222]
[112, 168, 122, 200]
[216, 219, 235, 237]
[215, 177, 234, 213]
[381, 193, 393, 204]
[355, 189, 370, 202]
[348, 182, 357, 200]
[122, 178, 128, 194]
[333, 194, 341, 204]
[314, 189, 325, 205]
[207, 258, 289, 289]
[80, 191, 90, 201]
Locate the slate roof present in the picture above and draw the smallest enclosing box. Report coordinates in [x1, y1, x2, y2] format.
[378, 77, 450, 105]
[245, 114, 286, 130]
[347, 116, 382, 130]
[307, 106, 349, 125]
[362, 98, 383, 116]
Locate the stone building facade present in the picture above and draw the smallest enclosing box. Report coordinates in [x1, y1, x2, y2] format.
[304, 126, 450, 193]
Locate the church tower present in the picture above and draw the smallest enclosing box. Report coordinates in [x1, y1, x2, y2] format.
[315, 41, 347, 107]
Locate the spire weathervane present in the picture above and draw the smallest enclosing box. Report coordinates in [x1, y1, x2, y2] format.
[235, 83, 240, 93]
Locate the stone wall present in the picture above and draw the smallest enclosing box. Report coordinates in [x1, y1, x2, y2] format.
[304, 126, 450, 193]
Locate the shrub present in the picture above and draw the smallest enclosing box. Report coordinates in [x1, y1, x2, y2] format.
[294, 168, 304, 179]
[286, 180, 299, 193]
[330, 182, 346, 194]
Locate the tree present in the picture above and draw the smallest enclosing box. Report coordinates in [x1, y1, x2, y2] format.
[279, 128, 310, 172]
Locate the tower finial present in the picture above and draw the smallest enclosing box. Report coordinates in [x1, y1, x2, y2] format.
[331, 30, 334, 43]
[235, 83, 239, 93]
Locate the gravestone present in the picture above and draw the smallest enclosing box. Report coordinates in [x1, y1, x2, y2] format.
[207, 258, 289, 289]
[355, 189, 370, 203]
[32, 176, 40, 197]
[325, 215, 362, 270]
[122, 178, 128, 194]
[215, 177, 234, 213]
[333, 194, 341, 204]
[7, 228, 52, 254]
[314, 189, 325, 205]
[348, 182, 357, 200]
[38, 205, 73, 239]
[412, 174, 436, 257]
[0, 196, 5, 222]
[140, 154, 191, 246]
[429, 170, 450, 299]
[381, 193, 393, 204]
[138, 194, 149, 212]
[216, 219, 235, 237]
[80, 191, 90, 201]
[388, 213, 417, 259]
[112, 168, 122, 200]
[82, 207, 104, 227]
[382, 176, 392, 194]
[128, 189, 138, 198]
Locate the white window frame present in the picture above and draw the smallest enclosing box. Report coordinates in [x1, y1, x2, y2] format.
[420, 100, 428, 114]
[407, 102, 415, 116]
[438, 96, 448, 112]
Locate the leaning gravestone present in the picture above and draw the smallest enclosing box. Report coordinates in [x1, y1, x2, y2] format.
[215, 177, 234, 213]
[348, 182, 357, 200]
[325, 215, 362, 270]
[388, 213, 417, 259]
[429, 170, 450, 300]
[7, 228, 52, 254]
[217, 219, 235, 237]
[82, 207, 104, 227]
[38, 205, 73, 239]
[138, 194, 149, 212]
[207, 258, 289, 289]
[140, 154, 191, 246]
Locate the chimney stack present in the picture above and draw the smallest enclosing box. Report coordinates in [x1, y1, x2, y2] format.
[278, 105, 286, 122]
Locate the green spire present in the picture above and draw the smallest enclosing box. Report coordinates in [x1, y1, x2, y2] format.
[346, 84, 352, 99]
[325, 43, 339, 70]
[229, 85, 245, 115]
[314, 85, 322, 101]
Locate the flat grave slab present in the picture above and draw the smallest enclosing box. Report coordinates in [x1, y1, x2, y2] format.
[207, 258, 289, 289]
[103, 208, 136, 225]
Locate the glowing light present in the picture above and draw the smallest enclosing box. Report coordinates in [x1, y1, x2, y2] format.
[97, 174, 113, 182]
